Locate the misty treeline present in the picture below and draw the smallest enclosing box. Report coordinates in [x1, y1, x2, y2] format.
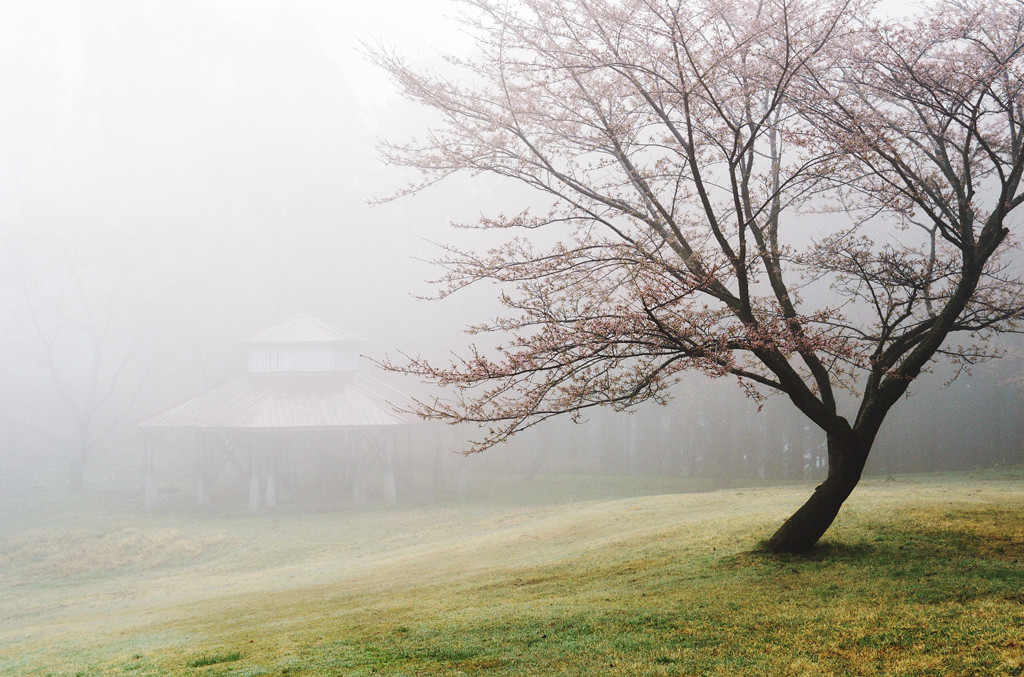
[1, 0, 1023, 497]
[494, 364, 1024, 482]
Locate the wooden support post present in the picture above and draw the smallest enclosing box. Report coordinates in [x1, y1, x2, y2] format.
[265, 473, 276, 508]
[266, 452, 277, 509]
[248, 446, 260, 513]
[352, 435, 367, 505]
[383, 443, 396, 505]
[196, 433, 210, 507]
[263, 437, 277, 509]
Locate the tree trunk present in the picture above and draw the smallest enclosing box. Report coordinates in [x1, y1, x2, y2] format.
[69, 421, 92, 493]
[68, 455, 86, 493]
[763, 431, 869, 553]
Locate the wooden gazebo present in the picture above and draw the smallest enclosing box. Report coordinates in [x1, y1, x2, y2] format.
[139, 315, 425, 510]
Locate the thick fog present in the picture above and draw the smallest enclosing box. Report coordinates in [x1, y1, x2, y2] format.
[0, 0, 1021, 502]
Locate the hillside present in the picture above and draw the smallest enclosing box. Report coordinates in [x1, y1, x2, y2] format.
[1, 470, 1022, 676]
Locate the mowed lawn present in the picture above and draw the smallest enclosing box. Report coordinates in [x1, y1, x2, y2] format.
[1, 470, 1022, 676]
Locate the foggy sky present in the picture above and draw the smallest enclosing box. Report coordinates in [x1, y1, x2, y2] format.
[0, 0, 490, 485]
[0, 0, 1018, 494]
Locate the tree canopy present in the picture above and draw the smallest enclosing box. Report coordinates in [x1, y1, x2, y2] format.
[376, 0, 1024, 551]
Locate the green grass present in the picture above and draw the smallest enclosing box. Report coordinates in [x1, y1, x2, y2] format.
[1, 469, 1022, 675]
[185, 651, 243, 668]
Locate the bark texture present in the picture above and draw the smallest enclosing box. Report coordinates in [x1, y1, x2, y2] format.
[763, 432, 869, 553]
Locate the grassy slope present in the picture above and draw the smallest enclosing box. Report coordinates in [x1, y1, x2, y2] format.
[1, 471, 1022, 676]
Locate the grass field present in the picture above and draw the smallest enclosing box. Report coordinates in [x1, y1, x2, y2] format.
[1, 469, 1022, 676]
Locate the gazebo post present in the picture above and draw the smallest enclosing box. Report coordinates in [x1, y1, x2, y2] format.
[248, 441, 260, 513]
[383, 436, 397, 505]
[352, 432, 367, 505]
[266, 471, 276, 508]
[266, 442, 277, 509]
[196, 432, 210, 507]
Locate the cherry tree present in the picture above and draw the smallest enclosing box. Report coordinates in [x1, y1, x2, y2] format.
[375, 0, 1024, 551]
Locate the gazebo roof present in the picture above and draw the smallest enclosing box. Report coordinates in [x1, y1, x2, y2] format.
[246, 314, 365, 344]
[139, 372, 421, 430]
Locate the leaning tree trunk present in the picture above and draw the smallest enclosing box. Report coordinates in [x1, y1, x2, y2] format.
[764, 431, 870, 553]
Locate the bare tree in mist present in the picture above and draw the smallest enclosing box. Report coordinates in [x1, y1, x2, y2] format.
[376, 0, 1024, 552]
[1, 228, 154, 491]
